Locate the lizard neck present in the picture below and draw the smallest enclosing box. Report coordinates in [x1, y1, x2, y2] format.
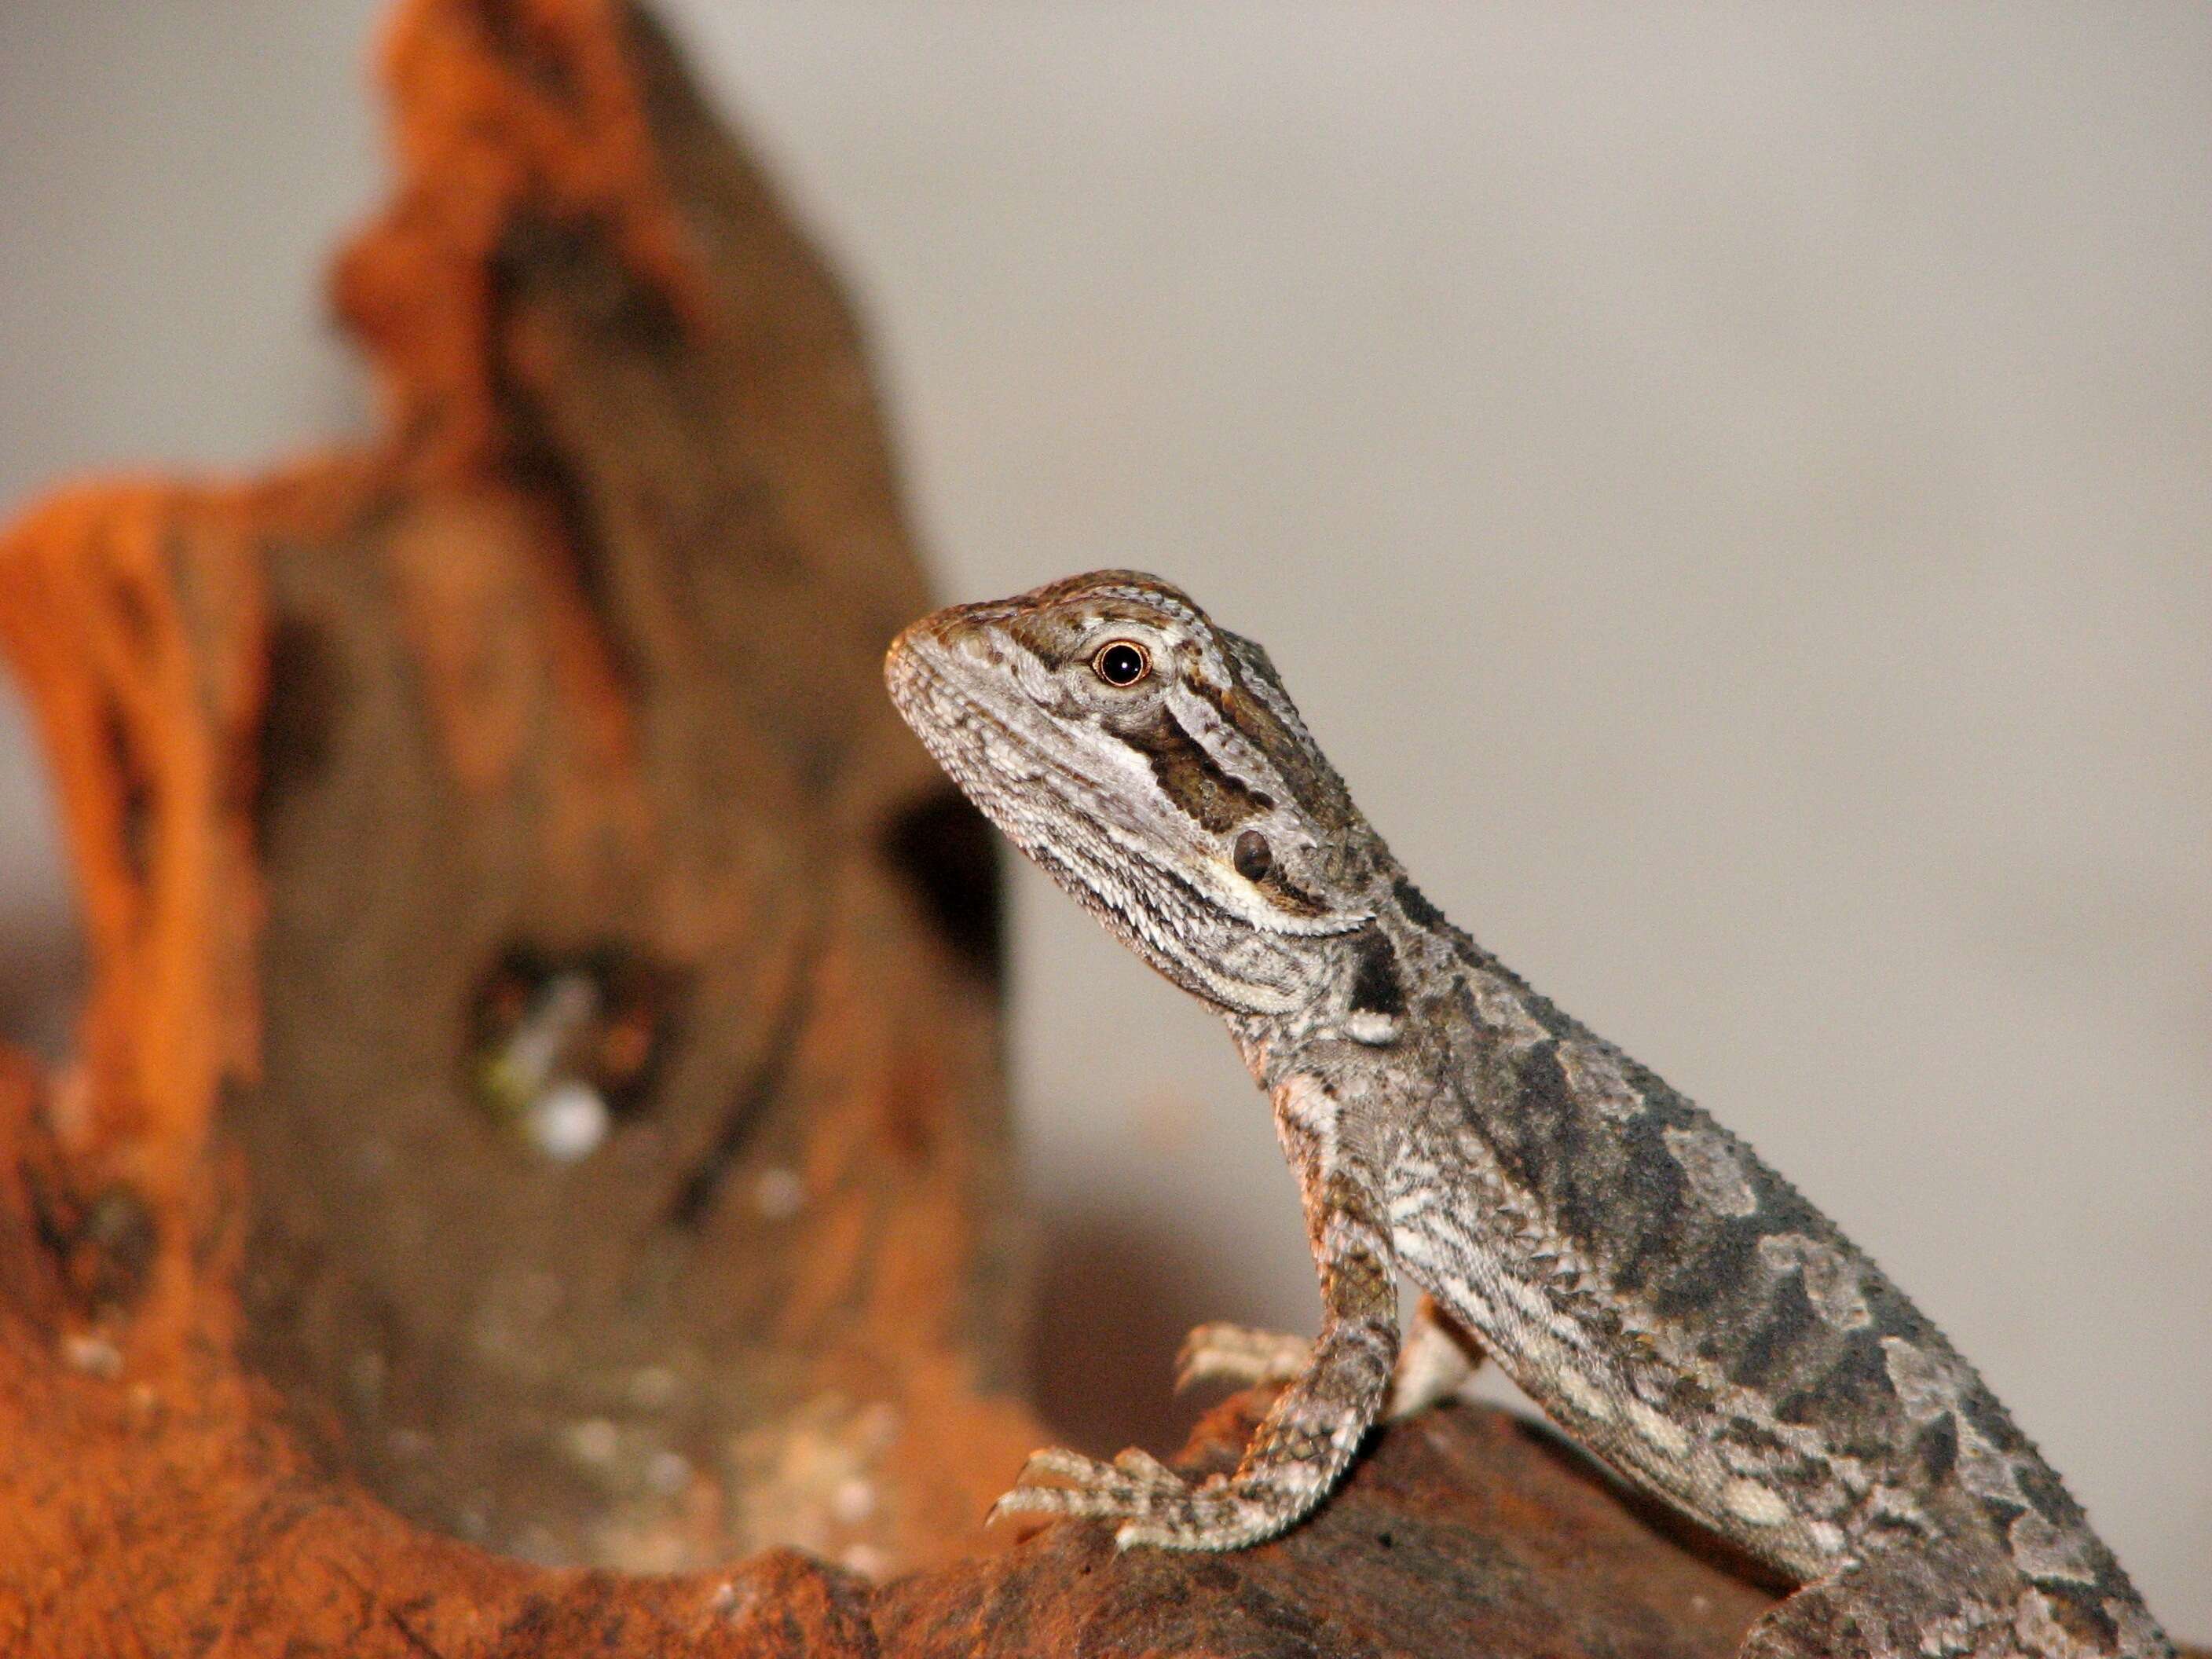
[1225, 853, 1457, 1093]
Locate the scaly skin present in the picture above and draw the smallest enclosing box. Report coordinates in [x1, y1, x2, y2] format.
[884, 570, 2173, 1658]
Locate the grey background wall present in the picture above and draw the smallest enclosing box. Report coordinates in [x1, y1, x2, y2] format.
[1, 2, 2204, 1630]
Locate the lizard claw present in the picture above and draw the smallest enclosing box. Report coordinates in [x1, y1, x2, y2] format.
[987, 1441, 1195, 1536]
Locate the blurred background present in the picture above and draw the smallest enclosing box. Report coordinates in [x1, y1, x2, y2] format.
[0, 1, 2204, 1628]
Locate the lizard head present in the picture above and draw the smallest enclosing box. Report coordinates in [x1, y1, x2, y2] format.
[886, 570, 1378, 1016]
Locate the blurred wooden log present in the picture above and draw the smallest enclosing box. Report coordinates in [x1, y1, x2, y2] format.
[0, 0, 1037, 1617]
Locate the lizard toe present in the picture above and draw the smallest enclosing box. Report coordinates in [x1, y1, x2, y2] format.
[988, 1442, 1196, 1534]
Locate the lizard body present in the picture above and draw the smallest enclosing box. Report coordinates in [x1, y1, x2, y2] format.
[884, 570, 2173, 1658]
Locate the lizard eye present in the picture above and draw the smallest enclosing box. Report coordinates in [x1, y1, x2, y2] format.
[1091, 640, 1152, 687]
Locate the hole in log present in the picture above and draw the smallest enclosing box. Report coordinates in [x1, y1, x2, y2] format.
[467, 946, 679, 1163]
[881, 788, 1002, 987]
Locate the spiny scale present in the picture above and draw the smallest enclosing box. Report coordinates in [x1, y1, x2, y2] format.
[885, 571, 2172, 1658]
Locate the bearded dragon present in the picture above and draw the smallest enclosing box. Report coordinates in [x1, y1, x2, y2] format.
[884, 570, 2172, 1658]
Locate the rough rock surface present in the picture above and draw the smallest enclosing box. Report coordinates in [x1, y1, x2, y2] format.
[873, 1394, 1782, 1659]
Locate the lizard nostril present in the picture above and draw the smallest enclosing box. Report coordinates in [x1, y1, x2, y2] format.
[1232, 830, 1273, 882]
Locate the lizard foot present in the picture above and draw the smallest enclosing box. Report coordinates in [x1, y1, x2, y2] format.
[1175, 1323, 1312, 1391]
[987, 1446, 1287, 1550]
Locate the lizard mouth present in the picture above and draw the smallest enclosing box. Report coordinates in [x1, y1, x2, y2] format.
[884, 624, 1095, 832]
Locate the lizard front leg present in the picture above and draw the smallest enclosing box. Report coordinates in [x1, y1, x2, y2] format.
[992, 1152, 1401, 1550]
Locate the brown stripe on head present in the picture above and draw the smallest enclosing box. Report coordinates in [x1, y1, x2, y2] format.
[1115, 705, 1277, 833]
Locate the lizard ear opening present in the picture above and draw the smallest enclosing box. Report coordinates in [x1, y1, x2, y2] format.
[1232, 829, 1273, 881]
